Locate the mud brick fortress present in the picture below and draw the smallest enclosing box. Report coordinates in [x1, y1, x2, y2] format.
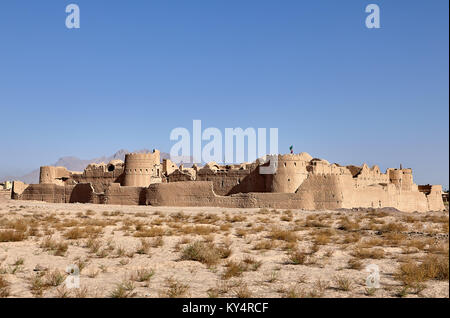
[11, 150, 445, 212]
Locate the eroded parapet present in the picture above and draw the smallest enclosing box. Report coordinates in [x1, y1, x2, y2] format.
[162, 159, 178, 176]
[418, 184, 446, 211]
[39, 166, 71, 185]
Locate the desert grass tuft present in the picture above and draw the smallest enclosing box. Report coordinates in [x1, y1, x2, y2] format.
[180, 241, 231, 266]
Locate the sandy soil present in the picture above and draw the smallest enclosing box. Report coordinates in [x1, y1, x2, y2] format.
[0, 197, 448, 298]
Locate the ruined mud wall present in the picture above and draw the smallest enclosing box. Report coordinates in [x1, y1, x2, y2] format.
[39, 163, 125, 193]
[69, 183, 96, 203]
[339, 176, 441, 212]
[71, 165, 124, 193]
[39, 166, 71, 185]
[196, 165, 266, 196]
[425, 185, 445, 211]
[353, 164, 389, 188]
[103, 184, 146, 205]
[14, 184, 75, 203]
[145, 181, 310, 209]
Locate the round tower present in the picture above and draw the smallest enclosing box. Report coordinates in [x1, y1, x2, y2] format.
[268, 153, 311, 193]
[123, 153, 158, 187]
[388, 169, 402, 189]
[39, 166, 54, 184]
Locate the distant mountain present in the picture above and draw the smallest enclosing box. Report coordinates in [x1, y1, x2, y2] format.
[1, 149, 178, 184]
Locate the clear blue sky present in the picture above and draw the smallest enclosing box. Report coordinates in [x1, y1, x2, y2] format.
[0, 0, 448, 188]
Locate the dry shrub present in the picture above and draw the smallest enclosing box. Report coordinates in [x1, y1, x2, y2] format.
[337, 217, 360, 231]
[40, 236, 68, 256]
[242, 256, 262, 271]
[86, 238, 101, 254]
[136, 238, 151, 255]
[64, 226, 102, 240]
[29, 274, 46, 297]
[171, 211, 189, 221]
[252, 239, 275, 250]
[287, 250, 307, 265]
[313, 232, 332, 245]
[0, 275, 10, 298]
[109, 280, 136, 298]
[397, 254, 449, 287]
[207, 281, 232, 298]
[340, 232, 361, 244]
[367, 209, 388, 218]
[44, 270, 65, 287]
[257, 208, 270, 214]
[225, 215, 247, 223]
[282, 285, 304, 298]
[280, 211, 293, 222]
[380, 222, 407, 233]
[130, 268, 155, 282]
[268, 228, 297, 242]
[383, 232, 407, 247]
[235, 228, 248, 238]
[403, 239, 427, 251]
[353, 247, 385, 259]
[360, 237, 384, 248]
[180, 241, 231, 266]
[192, 213, 220, 225]
[133, 226, 165, 237]
[0, 230, 27, 242]
[308, 279, 329, 298]
[222, 261, 248, 279]
[347, 258, 363, 270]
[427, 242, 449, 255]
[180, 225, 216, 235]
[304, 215, 329, 228]
[333, 275, 353, 291]
[160, 278, 189, 298]
[219, 224, 232, 232]
[233, 282, 252, 298]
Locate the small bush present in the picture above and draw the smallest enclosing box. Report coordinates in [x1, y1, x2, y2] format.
[334, 275, 353, 291]
[0, 275, 10, 297]
[287, 250, 307, 265]
[181, 241, 231, 266]
[0, 230, 27, 242]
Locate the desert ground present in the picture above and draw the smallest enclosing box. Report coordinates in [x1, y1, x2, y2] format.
[0, 196, 448, 298]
